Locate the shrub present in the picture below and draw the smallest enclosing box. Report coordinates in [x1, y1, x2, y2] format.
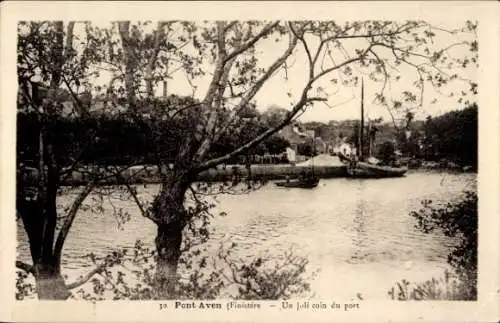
[389, 270, 469, 301]
[15, 241, 313, 301]
[390, 191, 477, 300]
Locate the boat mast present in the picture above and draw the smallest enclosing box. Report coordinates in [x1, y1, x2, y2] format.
[368, 120, 372, 157]
[358, 78, 365, 161]
[311, 133, 315, 175]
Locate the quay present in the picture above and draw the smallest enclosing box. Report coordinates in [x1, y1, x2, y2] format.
[20, 155, 348, 186]
[63, 163, 347, 186]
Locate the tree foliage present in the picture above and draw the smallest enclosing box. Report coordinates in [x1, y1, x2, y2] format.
[376, 140, 396, 164]
[390, 191, 477, 300]
[412, 191, 477, 298]
[17, 105, 291, 168]
[422, 104, 477, 167]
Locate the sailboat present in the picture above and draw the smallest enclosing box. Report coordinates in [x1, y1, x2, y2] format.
[275, 138, 320, 188]
[340, 79, 407, 178]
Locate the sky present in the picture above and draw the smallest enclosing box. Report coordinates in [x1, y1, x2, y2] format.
[75, 20, 477, 123]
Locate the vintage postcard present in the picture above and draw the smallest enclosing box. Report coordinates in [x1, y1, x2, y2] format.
[1, 1, 499, 322]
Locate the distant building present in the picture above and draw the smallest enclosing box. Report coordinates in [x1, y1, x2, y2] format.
[331, 134, 355, 157]
[334, 142, 355, 157]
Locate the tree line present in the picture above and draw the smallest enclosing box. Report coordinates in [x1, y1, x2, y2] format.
[420, 104, 477, 167]
[17, 102, 291, 168]
[296, 104, 477, 167]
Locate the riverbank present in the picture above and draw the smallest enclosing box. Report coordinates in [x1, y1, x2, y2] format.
[17, 155, 346, 186]
[399, 156, 476, 172]
[66, 163, 348, 186]
[19, 154, 475, 186]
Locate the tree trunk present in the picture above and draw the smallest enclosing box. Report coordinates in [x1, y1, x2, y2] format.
[35, 263, 70, 300]
[19, 209, 70, 300]
[154, 220, 183, 299]
[18, 190, 69, 299]
[150, 172, 191, 299]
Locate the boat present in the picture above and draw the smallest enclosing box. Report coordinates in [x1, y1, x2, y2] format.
[275, 137, 320, 189]
[346, 161, 407, 178]
[338, 150, 407, 178]
[275, 175, 320, 188]
[342, 79, 407, 179]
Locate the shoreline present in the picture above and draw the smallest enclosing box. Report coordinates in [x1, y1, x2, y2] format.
[62, 164, 348, 186]
[19, 155, 476, 187]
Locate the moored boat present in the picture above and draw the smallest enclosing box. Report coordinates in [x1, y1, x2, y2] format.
[338, 152, 407, 178]
[339, 78, 407, 179]
[347, 161, 407, 178]
[275, 176, 320, 188]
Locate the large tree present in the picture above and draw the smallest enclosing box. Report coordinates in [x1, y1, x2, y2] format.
[111, 20, 477, 298]
[17, 20, 477, 299]
[16, 21, 148, 299]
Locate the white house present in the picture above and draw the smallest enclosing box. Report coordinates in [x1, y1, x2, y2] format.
[333, 142, 355, 157]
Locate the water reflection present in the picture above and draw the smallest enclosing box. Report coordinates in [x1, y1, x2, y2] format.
[350, 181, 369, 264]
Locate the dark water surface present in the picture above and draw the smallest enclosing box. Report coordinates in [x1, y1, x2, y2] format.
[17, 170, 476, 299]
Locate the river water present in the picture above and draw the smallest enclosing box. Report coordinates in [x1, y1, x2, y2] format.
[16, 170, 476, 300]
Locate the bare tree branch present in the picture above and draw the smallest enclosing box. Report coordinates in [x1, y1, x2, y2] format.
[224, 21, 280, 63]
[64, 22, 75, 60]
[194, 24, 296, 163]
[53, 182, 94, 264]
[197, 28, 299, 160]
[224, 21, 238, 32]
[145, 22, 167, 97]
[66, 262, 107, 289]
[312, 45, 373, 83]
[118, 21, 136, 109]
[289, 22, 314, 78]
[197, 39, 379, 172]
[113, 165, 164, 224]
[208, 27, 243, 143]
[16, 261, 35, 275]
[316, 24, 411, 50]
[369, 48, 390, 95]
[202, 21, 229, 108]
